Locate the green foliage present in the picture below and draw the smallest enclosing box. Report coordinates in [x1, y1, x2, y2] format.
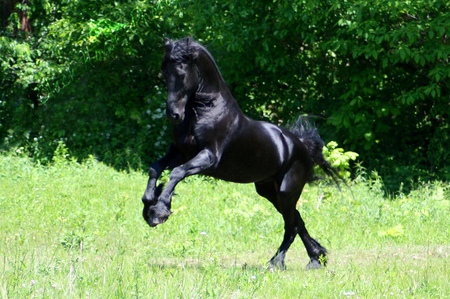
[1, 154, 449, 298]
[322, 141, 359, 179]
[317, 0, 450, 190]
[181, 0, 450, 190]
[51, 140, 69, 162]
[1, 0, 174, 169]
[1, 0, 449, 190]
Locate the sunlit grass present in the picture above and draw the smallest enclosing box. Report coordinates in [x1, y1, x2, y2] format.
[1, 154, 449, 298]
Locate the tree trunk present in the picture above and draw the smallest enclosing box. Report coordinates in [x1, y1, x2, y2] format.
[1, 0, 31, 33]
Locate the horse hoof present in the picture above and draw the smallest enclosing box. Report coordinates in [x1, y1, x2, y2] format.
[306, 259, 324, 270]
[267, 260, 286, 271]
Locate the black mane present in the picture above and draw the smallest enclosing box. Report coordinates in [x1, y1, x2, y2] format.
[165, 37, 201, 62]
[164, 37, 227, 87]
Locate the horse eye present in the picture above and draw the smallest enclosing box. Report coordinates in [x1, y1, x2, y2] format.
[176, 69, 186, 78]
[176, 65, 185, 73]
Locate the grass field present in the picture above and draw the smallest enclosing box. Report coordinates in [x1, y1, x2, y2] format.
[1, 154, 449, 298]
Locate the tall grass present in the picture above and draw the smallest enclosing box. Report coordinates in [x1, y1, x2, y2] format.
[1, 153, 449, 298]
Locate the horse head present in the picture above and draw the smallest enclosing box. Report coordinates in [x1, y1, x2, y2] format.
[162, 37, 200, 124]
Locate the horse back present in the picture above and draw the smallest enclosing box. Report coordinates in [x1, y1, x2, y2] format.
[206, 118, 312, 183]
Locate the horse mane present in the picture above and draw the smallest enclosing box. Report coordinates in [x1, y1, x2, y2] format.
[165, 37, 226, 83]
[165, 37, 194, 62]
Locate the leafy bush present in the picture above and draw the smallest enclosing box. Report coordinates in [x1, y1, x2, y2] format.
[322, 141, 359, 179]
[1, 0, 175, 169]
[183, 0, 450, 190]
[1, 0, 449, 190]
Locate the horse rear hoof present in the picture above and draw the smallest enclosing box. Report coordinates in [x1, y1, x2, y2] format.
[306, 259, 325, 270]
[267, 259, 286, 271]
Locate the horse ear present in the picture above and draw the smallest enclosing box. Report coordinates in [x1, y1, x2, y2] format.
[184, 36, 193, 45]
[164, 38, 173, 52]
[184, 36, 199, 60]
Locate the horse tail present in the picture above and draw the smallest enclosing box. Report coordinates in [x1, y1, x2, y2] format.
[290, 117, 343, 186]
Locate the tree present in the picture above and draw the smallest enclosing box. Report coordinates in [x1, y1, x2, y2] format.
[1, 0, 179, 168]
[180, 0, 450, 189]
[1, 0, 449, 190]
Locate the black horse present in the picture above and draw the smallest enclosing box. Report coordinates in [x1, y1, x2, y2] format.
[142, 37, 340, 270]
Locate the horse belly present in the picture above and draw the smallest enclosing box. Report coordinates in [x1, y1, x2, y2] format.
[210, 146, 282, 183]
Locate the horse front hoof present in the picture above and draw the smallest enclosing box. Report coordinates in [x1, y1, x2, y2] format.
[148, 217, 167, 227]
[145, 204, 172, 228]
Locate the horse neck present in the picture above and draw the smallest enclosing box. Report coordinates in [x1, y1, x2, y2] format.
[196, 50, 229, 95]
[194, 50, 245, 119]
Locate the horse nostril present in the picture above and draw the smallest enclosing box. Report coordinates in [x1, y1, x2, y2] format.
[167, 111, 181, 123]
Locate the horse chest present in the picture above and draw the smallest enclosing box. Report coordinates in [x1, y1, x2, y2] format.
[174, 120, 227, 161]
[172, 123, 206, 157]
[173, 130, 197, 158]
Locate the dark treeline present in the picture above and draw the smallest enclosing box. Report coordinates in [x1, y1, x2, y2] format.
[1, 0, 449, 192]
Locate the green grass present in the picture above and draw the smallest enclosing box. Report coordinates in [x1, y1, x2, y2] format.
[1, 154, 449, 298]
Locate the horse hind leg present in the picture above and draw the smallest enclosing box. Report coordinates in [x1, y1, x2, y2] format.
[279, 164, 328, 269]
[255, 167, 327, 270]
[269, 206, 327, 270]
[255, 181, 299, 270]
[295, 209, 328, 269]
[269, 209, 300, 270]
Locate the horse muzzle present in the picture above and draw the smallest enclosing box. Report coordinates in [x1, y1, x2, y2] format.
[166, 106, 185, 124]
[167, 111, 183, 124]
[166, 95, 187, 124]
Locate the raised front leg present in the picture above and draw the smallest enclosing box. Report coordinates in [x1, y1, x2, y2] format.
[142, 145, 183, 226]
[145, 148, 217, 227]
[142, 145, 180, 204]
